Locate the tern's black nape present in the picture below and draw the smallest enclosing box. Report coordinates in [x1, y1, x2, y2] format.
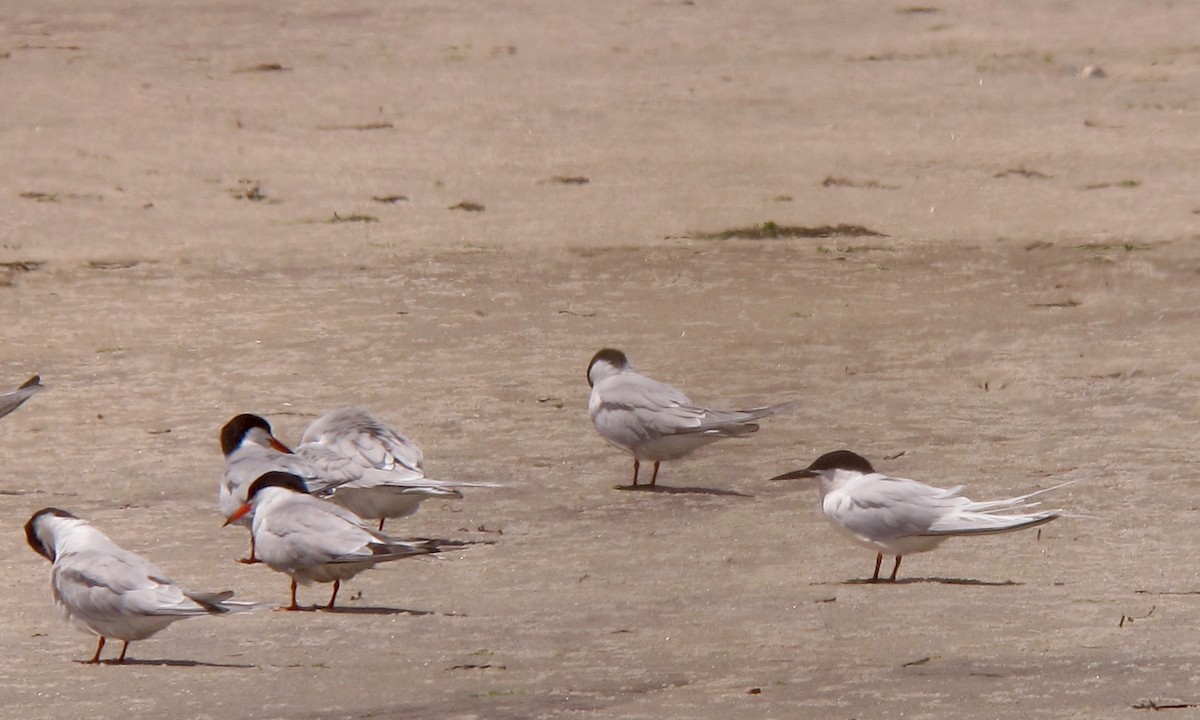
[246, 471, 310, 501]
[220, 413, 273, 457]
[24, 507, 79, 561]
[806, 450, 877, 475]
[587, 348, 629, 387]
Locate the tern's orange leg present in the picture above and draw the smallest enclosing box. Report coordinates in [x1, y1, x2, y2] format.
[237, 535, 259, 564]
[274, 578, 321, 612]
[116, 641, 129, 663]
[872, 553, 883, 581]
[275, 578, 303, 611]
[649, 462, 660, 486]
[631, 459, 640, 486]
[326, 580, 341, 609]
[889, 556, 903, 582]
[275, 579, 318, 611]
[87, 636, 105, 664]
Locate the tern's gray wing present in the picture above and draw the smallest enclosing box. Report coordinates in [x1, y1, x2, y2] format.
[823, 473, 968, 541]
[595, 372, 790, 440]
[592, 372, 705, 439]
[298, 408, 424, 480]
[54, 549, 210, 618]
[256, 494, 395, 566]
[0, 375, 42, 419]
[321, 464, 501, 492]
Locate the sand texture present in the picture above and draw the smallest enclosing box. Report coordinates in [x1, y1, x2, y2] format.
[3, 1, 1200, 718]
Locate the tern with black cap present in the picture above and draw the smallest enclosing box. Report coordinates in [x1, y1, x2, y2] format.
[225, 471, 441, 611]
[587, 348, 796, 487]
[25, 508, 258, 663]
[219, 410, 497, 561]
[770, 450, 1068, 581]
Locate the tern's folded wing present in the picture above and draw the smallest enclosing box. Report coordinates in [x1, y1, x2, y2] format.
[299, 408, 424, 476]
[593, 374, 709, 437]
[0, 375, 42, 419]
[823, 474, 967, 540]
[54, 551, 207, 618]
[323, 466, 500, 493]
[328, 537, 439, 564]
[258, 496, 384, 564]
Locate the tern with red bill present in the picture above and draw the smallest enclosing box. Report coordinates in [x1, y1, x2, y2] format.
[769, 450, 1068, 582]
[220, 409, 498, 548]
[226, 471, 441, 611]
[587, 348, 796, 487]
[218, 413, 330, 563]
[25, 508, 258, 664]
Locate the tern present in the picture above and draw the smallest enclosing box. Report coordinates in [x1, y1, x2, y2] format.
[220, 411, 497, 543]
[0, 375, 42, 419]
[587, 348, 796, 487]
[24, 508, 258, 663]
[770, 450, 1066, 581]
[219, 413, 329, 563]
[225, 472, 441, 610]
[292, 407, 500, 531]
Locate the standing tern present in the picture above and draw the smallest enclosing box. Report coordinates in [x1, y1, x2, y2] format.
[770, 450, 1066, 581]
[24, 508, 258, 663]
[225, 472, 442, 610]
[219, 413, 330, 563]
[293, 407, 501, 531]
[587, 348, 796, 487]
[0, 375, 42, 419]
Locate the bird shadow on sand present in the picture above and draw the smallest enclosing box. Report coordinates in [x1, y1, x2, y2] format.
[320, 605, 435, 616]
[840, 577, 1021, 587]
[613, 484, 753, 498]
[78, 658, 256, 668]
[437, 539, 498, 548]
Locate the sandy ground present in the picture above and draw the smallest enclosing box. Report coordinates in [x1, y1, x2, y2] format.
[3, 1, 1200, 718]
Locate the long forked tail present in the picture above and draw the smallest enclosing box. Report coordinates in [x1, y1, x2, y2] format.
[696, 399, 799, 436]
[351, 537, 444, 564]
[384, 477, 505, 490]
[924, 480, 1073, 536]
[961, 480, 1075, 513]
[316, 468, 505, 496]
[736, 400, 800, 422]
[924, 509, 1060, 537]
[185, 590, 265, 615]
